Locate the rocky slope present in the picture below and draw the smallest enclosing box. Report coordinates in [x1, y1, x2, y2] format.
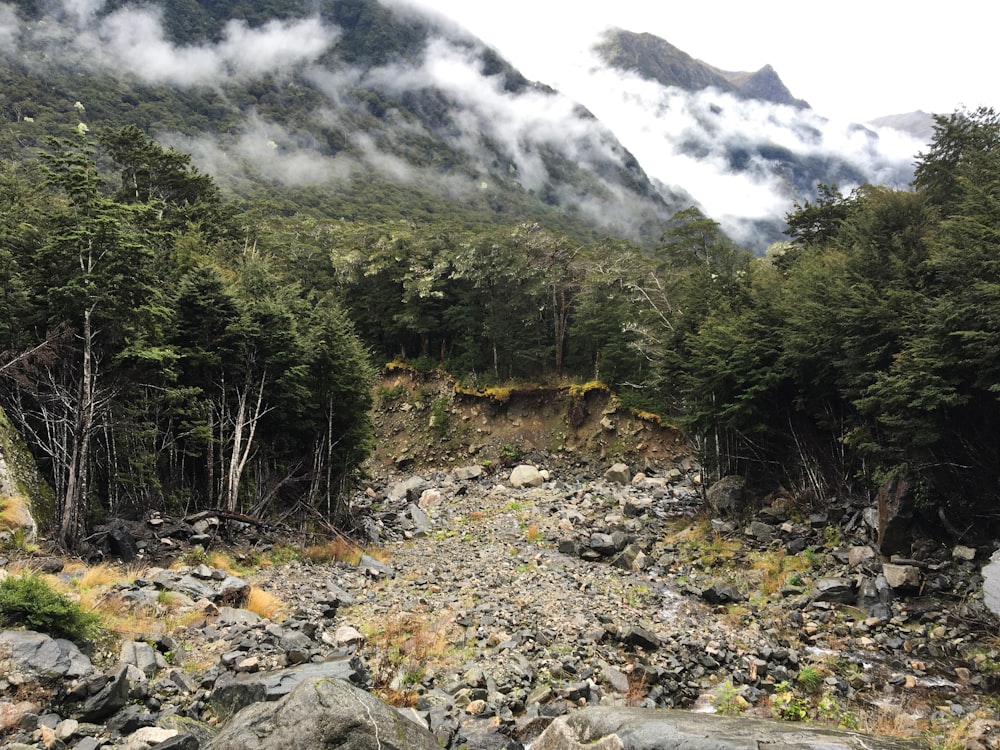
[2, 373, 999, 749]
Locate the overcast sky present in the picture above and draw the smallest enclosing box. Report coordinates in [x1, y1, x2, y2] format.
[406, 0, 993, 124]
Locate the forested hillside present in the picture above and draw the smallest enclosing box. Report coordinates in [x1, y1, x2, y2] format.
[5, 107, 1000, 549]
[0, 0, 680, 247]
[0, 131, 376, 547]
[2, 0, 999, 549]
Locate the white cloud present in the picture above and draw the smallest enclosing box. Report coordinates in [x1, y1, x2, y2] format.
[0, 4, 20, 48]
[18, 2, 339, 87]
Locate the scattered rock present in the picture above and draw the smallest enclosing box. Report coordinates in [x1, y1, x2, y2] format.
[604, 463, 631, 485]
[882, 563, 921, 591]
[509, 465, 545, 488]
[532, 707, 919, 750]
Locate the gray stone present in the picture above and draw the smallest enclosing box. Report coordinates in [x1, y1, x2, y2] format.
[701, 581, 742, 605]
[407, 503, 433, 536]
[601, 664, 631, 694]
[611, 544, 648, 572]
[848, 546, 876, 568]
[388, 476, 427, 504]
[0, 630, 94, 680]
[209, 658, 364, 720]
[953, 545, 977, 562]
[119, 640, 164, 678]
[747, 521, 775, 543]
[454, 465, 484, 481]
[983, 550, 1000, 616]
[510, 465, 544, 488]
[77, 666, 131, 722]
[619, 626, 660, 651]
[531, 706, 919, 750]
[155, 735, 201, 750]
[217, 607, 261, 627]
[217, 575, 250, 606]
[706, 476, 746, 516]
[358, 554, 395, 579]
[622, 498, 652, 518]
[813, 578, 857, 604]
[589, 531, 626, 555]
[207, 676, 440, 750]
[882, 563, 921, 590]
[604, 463, 632, 485]
[154, 571, 217, 601]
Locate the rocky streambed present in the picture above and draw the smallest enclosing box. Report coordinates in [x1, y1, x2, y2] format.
[2, 455, 1000, 749]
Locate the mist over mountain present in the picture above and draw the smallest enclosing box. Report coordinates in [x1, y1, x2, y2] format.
[0, 0, 927, 250]
[567, 28, 925, 247]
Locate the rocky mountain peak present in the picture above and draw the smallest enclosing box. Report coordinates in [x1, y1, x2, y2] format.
[595, 28, 808, 108]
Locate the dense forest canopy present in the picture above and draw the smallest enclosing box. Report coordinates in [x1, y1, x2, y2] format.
[3, 98, 1000, 546]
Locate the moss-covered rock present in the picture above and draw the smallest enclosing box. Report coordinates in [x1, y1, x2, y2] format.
[0, 403, 52, 538]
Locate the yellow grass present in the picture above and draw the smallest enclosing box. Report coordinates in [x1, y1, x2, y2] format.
[77, 563, 124, 589]
[208, 551, 243, 575]
[303, 537, 362, 565]
[245, 587, 286, 620]
[0, 495, 33, 531]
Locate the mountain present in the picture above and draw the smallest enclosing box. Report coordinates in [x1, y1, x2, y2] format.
[562, 27, 924, 248]
[0, 0, 686, 246]
[594, 29, 809, 109]
[0, 0, 925, 251]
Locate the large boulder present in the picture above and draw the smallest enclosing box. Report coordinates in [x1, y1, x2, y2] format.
[207, 676, 440, 750]
[604, 463, 632, 485]
[0, 630, 94, 680]
[208, 658, 366, 721]
[509, 465, 544, 488]
[706, 476, 746, 516]
[531, 707, 918, 750]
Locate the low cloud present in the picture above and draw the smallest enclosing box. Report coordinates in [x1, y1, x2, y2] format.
[545, 47, 926, 247]
[10, 1, 336, 87]
[2, 1, 927, 250]
[0, 4, 19, 48]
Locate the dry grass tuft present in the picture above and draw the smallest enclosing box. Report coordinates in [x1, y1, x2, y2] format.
[208, 552, 243, 575]
[366, 612, 458, 706]
[0, 495, 33, 531]
[303, 537, 363, 566]
[245, 587, 286, 620]
[525, 522, 542, 543]
[77, 563, 123, 589]
[856, 699, 928, 738]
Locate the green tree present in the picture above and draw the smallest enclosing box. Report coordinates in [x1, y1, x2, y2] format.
[9, 136, 166, 547]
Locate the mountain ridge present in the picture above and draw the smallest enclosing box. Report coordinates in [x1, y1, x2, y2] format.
[593, 28, 809, 109]
[0, 0, 923, 251]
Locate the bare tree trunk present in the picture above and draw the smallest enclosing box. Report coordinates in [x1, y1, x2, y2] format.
[223, 369, 268, 512]
[60, 306, 96, 548]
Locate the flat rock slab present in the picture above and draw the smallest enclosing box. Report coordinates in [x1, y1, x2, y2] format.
[982, 550, 1000, 616]
[207, 676, 440, 750]
[209, 658, 364, 720]
[0, 630, 94, 680]
[532, 707, 921, 750]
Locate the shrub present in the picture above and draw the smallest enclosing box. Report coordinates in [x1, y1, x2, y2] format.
[0, 573, 102, 642]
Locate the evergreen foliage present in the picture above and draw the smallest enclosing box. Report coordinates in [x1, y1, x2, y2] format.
[0, 573, 102, 643]
[4, 88, 1000, 541]
[0, 128, 376, 546]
